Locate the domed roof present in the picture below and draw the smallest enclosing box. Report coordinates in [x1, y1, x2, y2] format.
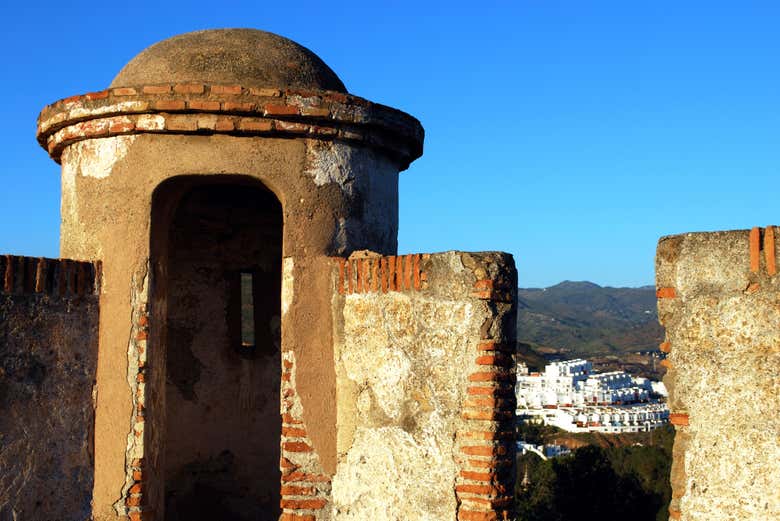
[111, 29, 347, 93]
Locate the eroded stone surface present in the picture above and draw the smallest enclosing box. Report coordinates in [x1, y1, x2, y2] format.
[332, 251, 517, 521]
[0, 286, 99, 521]
[657, 229, 780, 521]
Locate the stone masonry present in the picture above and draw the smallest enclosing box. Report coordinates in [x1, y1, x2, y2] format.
[656, 227, 780, 521]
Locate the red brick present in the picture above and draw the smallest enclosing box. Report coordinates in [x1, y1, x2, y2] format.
[126, 495, 142, 507]
[280, 514, 316, 521]
[338, 258, 347, 294]
[659, 341, 671, 353]
[750, 226, 761, 273]
[280, 498, 327, 510]
[475, 354, 512, 367]
[381, 257, 389, 293]
[455, 483, 499, 496]
[345, 259, 353, 293]
[465, 396, 498, 408]
[413, 254, 422, 290]
[301, 106, 330, 117]
[223, 101, 255, 112]
[85, 90, 109, 100]
[355, 259, 363, 292]
[466, 385, 513, 396]
[670, 413, 689, 426]
[459, 496, 513, 508]
[474, 279, 494, 290]
[214, 118, 235, 131]
[462, 410, 512, 421]
[282, 413, 302, 425]
[395, 255, 404, 290]
[668, 509, 681, 520]
[282, 472, 330, 483]
[465, 458, 513, 469]
[238, 119, 273, 132]
[188, 100, 220, 111]
[166, 117, 198, 131]
[143, 85, 171, 94]
[109, 119, 135, 133]
[154, 100, 185, 111]
[403, 254, 413, 290]
[249, 87, 281, 97]
[460, 470, 495, 481]
[283, 441, 313, 452]
[457, 510, 498, 521]
[264, 103, 299, 116]
[328, 92, 349, 103]
[468, 371, 511, 382]
[387, 256, 396, 290]
[174, 83, 205, 94]
[211, 84, 243, 94]
[276, 120, 309, 133]
[460, 431, 499, 441]
[280, 485, 316, 496]
[656, 287, 676, 299]
[113, 87, 138, 96]
[461, 445, 507, 457]
[282, 426, 307, 437]
[765, 226, 776, 275]
[310, 125, 338, 136]
[476, 341, 510, 352]
[660, 359, 672, 369]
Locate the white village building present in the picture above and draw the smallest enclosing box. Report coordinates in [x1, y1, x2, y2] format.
[516, 359, 669, 433]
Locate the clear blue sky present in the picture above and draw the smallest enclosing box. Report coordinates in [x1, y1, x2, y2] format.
[1, 1, 778, 287]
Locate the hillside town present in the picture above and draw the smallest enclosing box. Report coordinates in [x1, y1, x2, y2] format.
[516, 359, 669, 434]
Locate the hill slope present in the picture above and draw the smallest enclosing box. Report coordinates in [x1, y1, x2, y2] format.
[516, 281, 663, 356]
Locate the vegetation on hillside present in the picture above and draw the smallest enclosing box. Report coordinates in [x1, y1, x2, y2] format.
[515, 425, 674, 521]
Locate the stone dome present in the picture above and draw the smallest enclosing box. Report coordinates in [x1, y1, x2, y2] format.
[111, 28, 347, 93]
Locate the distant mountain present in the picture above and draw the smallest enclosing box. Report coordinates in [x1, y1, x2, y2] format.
[516, 281, 663, 356]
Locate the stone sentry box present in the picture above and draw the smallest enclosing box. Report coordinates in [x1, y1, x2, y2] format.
[25, 29, 518, 521]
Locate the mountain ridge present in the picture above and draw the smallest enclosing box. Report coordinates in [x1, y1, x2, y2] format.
[516, 280, 663, 356]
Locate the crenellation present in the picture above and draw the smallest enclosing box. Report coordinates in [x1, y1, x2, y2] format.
[656, 228, 780, 521]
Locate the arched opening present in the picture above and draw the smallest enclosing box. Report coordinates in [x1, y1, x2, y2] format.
[150, 176, 282, 521]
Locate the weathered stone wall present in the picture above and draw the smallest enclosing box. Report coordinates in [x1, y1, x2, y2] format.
[0, 255, 100, 521]
[330, 251, 517, 521]
[656, 227, 780, 521]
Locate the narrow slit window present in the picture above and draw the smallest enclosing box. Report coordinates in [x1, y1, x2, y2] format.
[240, 271, 255, 349]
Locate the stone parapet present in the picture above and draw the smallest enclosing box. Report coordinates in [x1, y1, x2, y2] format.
[1, 254, 100, 296]
[331, 251, 517, 521]
[656, 227, 780, 521]
[0, 254, 100, 520]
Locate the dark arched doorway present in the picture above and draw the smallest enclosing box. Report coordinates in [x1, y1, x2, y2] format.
[151, 176, 282, 521]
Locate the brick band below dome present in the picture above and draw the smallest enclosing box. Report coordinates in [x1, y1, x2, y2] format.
[37, 84, 424, 169]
